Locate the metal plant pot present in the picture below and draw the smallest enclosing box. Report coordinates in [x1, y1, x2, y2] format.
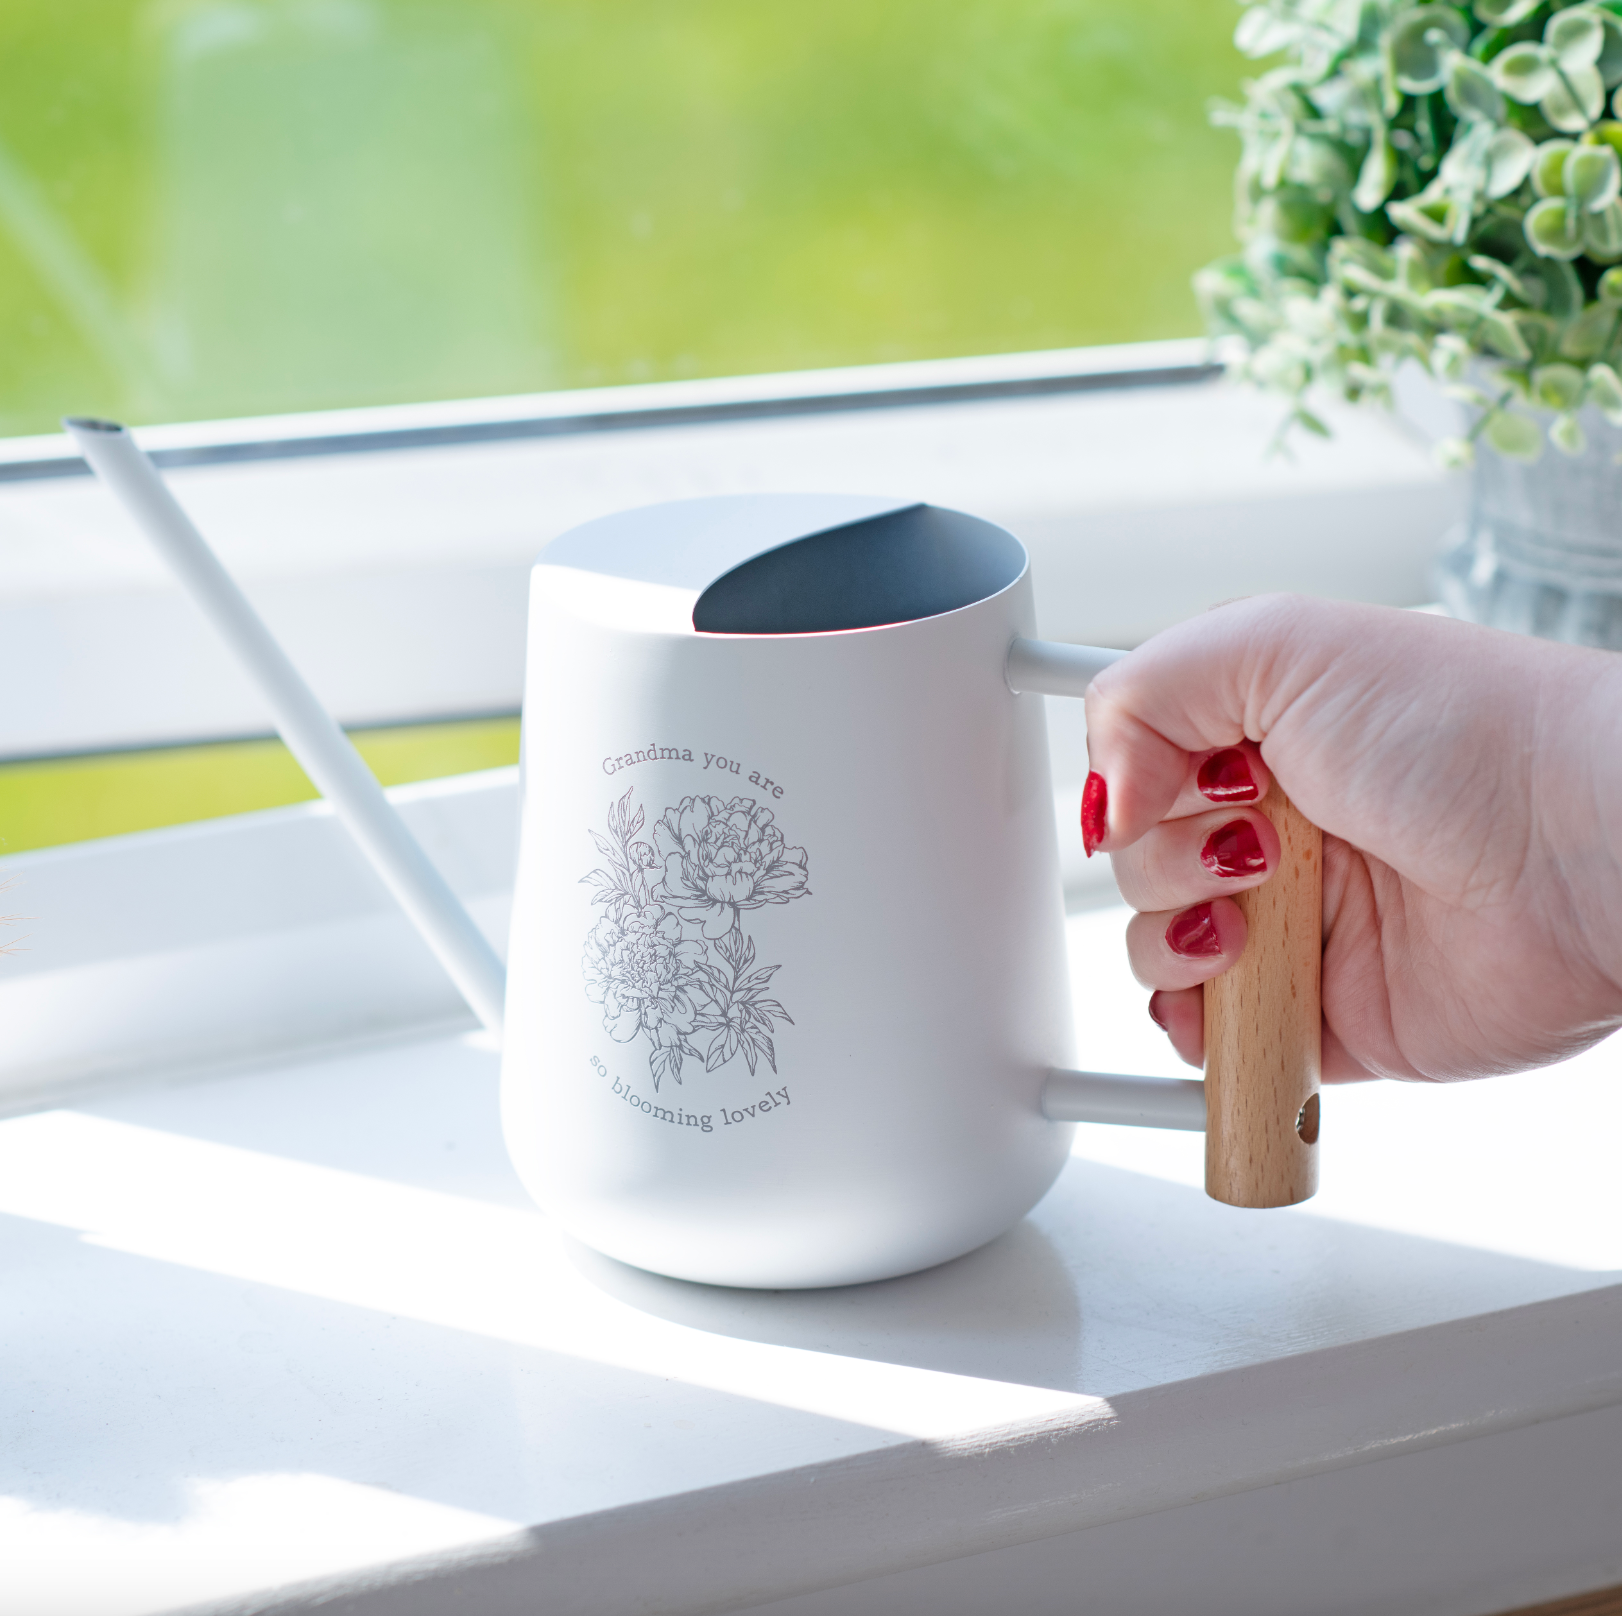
[1437, 409, 1622, 649]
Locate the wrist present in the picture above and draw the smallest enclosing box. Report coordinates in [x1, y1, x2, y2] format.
[1546, 648, 1622, 1007]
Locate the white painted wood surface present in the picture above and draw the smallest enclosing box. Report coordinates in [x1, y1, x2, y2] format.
[2, 795, 1620, 1615]
[0, 771, 516, 1112]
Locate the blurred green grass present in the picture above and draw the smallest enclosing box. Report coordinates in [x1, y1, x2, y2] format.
[0, 717, 520, 857]
[0, 0, 1242, 850]
[0, 0, 1242, 430]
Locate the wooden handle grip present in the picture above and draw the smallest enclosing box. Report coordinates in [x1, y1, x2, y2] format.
[1203, 789, 1322, 1208]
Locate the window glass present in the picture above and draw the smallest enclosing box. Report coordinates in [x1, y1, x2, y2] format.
[0, 718, 520, 856]
[0, 0, 1240, 435]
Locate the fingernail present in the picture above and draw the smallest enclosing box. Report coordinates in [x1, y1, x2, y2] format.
[1166, 902, 1223, 958]
[1197, 748, 1258, 802]
[1201, 818, 1266, 879]
[1081, 772, 1108, 858]
[1148, 991, 1168, 1030]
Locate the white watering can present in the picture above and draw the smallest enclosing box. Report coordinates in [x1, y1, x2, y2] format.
[68, 426, 1321, 1290]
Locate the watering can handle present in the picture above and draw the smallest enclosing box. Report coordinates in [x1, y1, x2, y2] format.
[1010, 638, 1322, 1209]
[1203, 788, 1321, 1207]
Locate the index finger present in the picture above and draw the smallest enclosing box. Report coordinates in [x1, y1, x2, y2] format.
[1082, 742, 1272, 858]
[1081, 594, 1327, 855]
[1168, 742, 1272, 820]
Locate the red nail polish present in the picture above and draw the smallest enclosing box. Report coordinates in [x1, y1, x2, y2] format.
[1148, 991, 1168, 1030]
[1081, 772, 1107, 858]
[1201, 818, 1266, 878]
[1166, 903, 1223, 958]
[1197, 748, 1258, 802]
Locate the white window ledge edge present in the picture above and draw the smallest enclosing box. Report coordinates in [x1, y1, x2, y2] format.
[0, 339, 1220, 479]
[0, 769, 514, 1114]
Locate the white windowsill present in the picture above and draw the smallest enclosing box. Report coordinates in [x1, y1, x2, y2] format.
[20, 347, 1609, 1616]
[3, 782, 1621, 1616]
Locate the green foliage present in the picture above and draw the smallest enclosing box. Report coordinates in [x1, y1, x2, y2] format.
[1197, 0, 1622, 463]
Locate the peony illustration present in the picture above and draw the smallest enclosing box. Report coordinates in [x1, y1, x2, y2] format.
[651, 795, 810, 940]
[582, 906, 707, 1086]
[581, 787, 807, 1088]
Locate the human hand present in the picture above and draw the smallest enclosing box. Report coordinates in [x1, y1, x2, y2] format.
[1083, 595, 1622, 1082]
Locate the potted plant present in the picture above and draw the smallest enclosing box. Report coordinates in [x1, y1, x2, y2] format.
[1197, 0, 1622, 647]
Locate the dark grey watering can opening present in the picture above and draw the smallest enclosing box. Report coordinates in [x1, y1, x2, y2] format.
[692, 504, 1026, 635]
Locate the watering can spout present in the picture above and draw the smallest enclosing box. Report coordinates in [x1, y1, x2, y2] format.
[64, 416, 509, 1039]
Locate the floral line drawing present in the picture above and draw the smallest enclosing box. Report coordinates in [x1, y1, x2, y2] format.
[581, 788, 810, 1090]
